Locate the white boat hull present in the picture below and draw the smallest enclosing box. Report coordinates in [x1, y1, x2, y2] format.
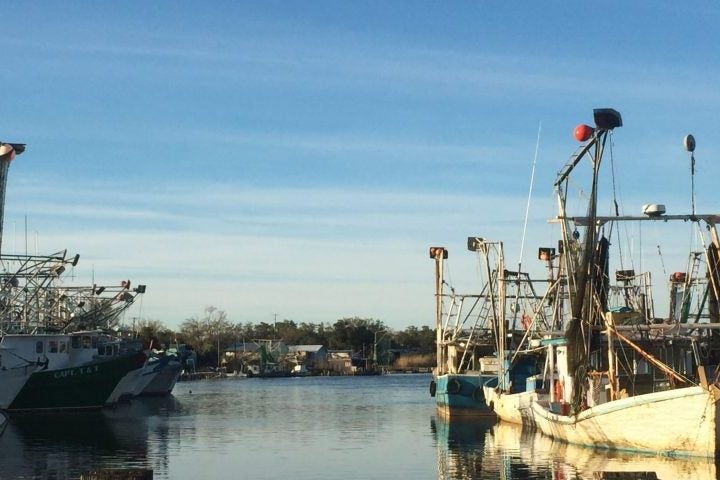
[141, 360, 182, 395]
[484, 385, 537, 425]
[106, 365, 157, 404]
[530, 386, 717, 457]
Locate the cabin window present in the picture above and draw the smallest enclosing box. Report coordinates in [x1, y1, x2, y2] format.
[685, 351, 694, 376]
[92, 336, 98, 349]
[82, 336, 92, 349]
[71, 336, 81, 349]
[635, 358, 649, 375]
[35, 341, 43, 354]
[49, 340, 58, 353]
[101, 345, 115, 356]
[59, 341, 67, 353]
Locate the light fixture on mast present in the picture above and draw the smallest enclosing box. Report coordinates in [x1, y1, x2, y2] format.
[683, 134, 696, 216]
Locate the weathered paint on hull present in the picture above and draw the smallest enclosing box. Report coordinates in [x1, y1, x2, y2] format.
[9, 352, 145, 412]
[435, 373, 495, 417]
[484, 385, 537, 425]
[530, 386, 718, 457]
[481, 355, 542, 424]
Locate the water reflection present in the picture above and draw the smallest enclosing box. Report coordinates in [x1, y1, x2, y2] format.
[493, 421, 718, 480]
[0, 396, 180, 479]
[433, 416, 719, 480]
[432, 416, 499, 479]
[4, 376, 716, 480]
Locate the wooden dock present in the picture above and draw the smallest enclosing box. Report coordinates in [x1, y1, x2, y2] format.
[177, 371, 226, 382]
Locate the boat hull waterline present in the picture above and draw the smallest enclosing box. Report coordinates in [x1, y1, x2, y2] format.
[528, 386, 717, 457]
[435, 373, 495, 417]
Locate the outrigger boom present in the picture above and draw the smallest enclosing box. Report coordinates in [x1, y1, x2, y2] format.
[551, 213, 720, 226]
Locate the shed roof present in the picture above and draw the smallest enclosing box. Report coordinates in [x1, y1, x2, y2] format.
[223, 342, 260, 353]
[288, 345, 325, 353]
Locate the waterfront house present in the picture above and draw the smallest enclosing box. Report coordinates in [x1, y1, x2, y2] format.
[323, 350, 355, 375]
[287, 345, 328, 373]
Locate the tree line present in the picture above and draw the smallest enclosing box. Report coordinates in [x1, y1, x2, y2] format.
[132, 306, 435, 367]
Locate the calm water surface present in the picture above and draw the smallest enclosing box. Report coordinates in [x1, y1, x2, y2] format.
[0, 373, 717, 479]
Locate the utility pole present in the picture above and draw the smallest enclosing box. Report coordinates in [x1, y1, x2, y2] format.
[373, 330, 387, 372]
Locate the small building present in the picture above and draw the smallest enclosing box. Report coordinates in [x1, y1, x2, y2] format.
[323, 350, 355, 375]
[288, 344, 327, 360]
[223, 341, 261, 357]
[287, 345, 328, 372]
[222, 340, 288, 374]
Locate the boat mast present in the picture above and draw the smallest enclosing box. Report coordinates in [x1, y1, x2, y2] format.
[0, 142, 25, 256]
[467, 238, 507, 388]
[430, 247, 448, 376]
[556, 109, 622, 412]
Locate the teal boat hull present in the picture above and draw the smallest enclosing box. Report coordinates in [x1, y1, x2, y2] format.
[433, 373, 495, 417]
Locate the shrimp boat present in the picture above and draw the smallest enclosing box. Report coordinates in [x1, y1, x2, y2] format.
[480, 241, 563, 425]
[429, 241, 552, 417]
[0, 250, 150, 410]
[3, 330, 146, 411]
[0, 142, 149, 411]
[429, 246, 497, 416]
[490, 108, 720, 456]
[135, 349, 183, 396]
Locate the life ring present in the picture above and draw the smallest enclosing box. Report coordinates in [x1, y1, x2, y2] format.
[472, 386, 484, 403]
[521, 313, 532, 330]
[429, 380, 437, 397]
[447, 378, 462, 395]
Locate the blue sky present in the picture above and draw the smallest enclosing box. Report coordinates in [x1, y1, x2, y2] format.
[3, 2, 720, 330]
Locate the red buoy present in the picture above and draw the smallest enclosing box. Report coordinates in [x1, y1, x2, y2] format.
[574, 124, 594, 142]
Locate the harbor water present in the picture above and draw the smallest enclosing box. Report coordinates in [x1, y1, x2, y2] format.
[0, 373, 717, 479]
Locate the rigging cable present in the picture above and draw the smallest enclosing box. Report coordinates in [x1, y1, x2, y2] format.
[657, 244, 667, 277]
[608, 133, 625, 272]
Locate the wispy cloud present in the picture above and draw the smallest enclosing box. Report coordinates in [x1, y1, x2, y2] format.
[2, 175, 558, 327]
[3, 3, 718, 330]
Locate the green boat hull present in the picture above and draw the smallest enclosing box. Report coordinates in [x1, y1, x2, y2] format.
[9, 352, 145, 412]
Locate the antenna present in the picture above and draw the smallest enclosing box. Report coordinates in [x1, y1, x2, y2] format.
[519, 122, 541, 266]
[513, 122, 541, 335]
[684, 134, 696, 216]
